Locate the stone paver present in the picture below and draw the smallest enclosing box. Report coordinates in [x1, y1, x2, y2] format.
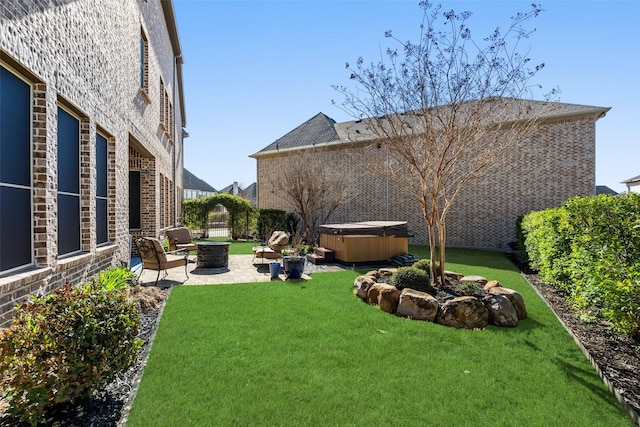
[137, 255, 347, 286]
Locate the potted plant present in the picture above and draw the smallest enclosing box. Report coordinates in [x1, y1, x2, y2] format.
[282, 233, 307, 279]
[282, 254, 305, 279]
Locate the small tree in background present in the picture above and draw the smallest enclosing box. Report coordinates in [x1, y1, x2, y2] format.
[182, 198, 210, 237]
[270, 148, 353, 245]
[334, 1, 557, 285]
[257, 208, 288, 240]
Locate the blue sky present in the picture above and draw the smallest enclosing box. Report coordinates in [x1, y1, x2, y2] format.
[174, 0, 639, 193]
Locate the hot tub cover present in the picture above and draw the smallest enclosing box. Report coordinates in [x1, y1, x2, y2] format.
[319, 221, 411, 237]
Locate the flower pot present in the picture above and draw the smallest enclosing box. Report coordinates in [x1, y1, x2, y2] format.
[283, 256, 305, 279]
[269, 262, 280, 280]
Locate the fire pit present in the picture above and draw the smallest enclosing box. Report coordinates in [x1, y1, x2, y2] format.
[196, 242, 230, 268]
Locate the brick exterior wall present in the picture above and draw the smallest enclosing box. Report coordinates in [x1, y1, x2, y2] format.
[256, 116, 599, 251]
[0, 0, 185, 325]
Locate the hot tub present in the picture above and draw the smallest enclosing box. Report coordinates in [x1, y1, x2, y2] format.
[319, 221, 410, 264]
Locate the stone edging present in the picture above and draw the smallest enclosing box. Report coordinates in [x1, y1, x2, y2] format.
[521, 272, 639, 426]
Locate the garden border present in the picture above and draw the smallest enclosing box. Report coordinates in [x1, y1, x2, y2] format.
[521, 272, 639, 425]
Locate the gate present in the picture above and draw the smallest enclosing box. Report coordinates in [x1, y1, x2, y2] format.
[207, 204, 229, 238]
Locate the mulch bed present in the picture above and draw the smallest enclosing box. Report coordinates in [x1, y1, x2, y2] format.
[523, 272, 639, 424]
[2, 260, 639, 426]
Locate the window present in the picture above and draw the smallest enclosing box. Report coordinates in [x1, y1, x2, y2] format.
[96, 132, 109, 245]
[0, 65, 32, 272]
[57, 107, 81, 256]
[140, 30, 148, 91]
[159, 78, 173, 141]
[159, 79, 166, 130]
[129, 170, 141, 230]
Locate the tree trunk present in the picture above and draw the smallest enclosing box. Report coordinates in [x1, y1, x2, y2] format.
[437, 221, 446, 287]
[428, 224, 438, 286]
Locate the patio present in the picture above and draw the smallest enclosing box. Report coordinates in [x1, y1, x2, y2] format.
[136, 254, 348, 286]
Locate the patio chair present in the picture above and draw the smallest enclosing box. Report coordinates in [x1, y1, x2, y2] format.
[165, 227, 197, 252]
[252, 230, 289, 264]
[134, 237, 189, 286]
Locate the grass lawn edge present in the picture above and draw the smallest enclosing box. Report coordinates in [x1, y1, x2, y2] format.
[521, 271, 640, 425]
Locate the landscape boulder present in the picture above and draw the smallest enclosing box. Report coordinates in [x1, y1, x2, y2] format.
[444, 271, 465, 281]
[377, 284, 401, 314]
[483, 280, 501, 291]
[483, 294, 518, 327]
[437, 296, 488, 329]
[460, 275, 488, 286]
[488, 287, 527, 320]
[396, 288, 439, 322]
[354, 275, 377, 301]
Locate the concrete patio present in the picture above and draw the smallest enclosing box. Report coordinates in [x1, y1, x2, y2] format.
[136, 254, 349, 287]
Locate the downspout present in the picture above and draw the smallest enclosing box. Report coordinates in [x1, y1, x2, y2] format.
[172, 55, 177, 225]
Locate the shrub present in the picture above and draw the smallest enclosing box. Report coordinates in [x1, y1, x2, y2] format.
[257, 209, 287, 239]
[457, 280, 480, 296]
[522, 193, 640, 337]
[392, 267, 433, 294]
[412, 259, 431, 273]
[97, 265, 137, 291]
[514, 214, 530, 265]
[521, 206, 572, 289]
[0, 281, 143, 425]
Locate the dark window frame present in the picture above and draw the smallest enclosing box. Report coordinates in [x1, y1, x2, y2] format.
[96, 131, 109, 245]
[0, 63, 33, 273]
[129, 170, 142, 230]
[57, 105, 82, 257]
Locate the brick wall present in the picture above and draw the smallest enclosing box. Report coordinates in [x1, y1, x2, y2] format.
[256, 116, 598, 250]
[0, 0, 185, 325]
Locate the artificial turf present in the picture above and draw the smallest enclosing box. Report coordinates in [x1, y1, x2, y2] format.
[126, 248, 632, 426]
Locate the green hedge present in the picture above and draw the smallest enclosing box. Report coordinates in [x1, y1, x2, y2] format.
[522, 193, 640, 338]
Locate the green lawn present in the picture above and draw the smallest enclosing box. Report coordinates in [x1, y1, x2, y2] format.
[197, 237, 256, 255]
[126, 248, 632, 426]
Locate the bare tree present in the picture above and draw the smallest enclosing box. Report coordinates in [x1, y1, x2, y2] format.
[334, 2, 557, 285]
[269, 148, 353, 246]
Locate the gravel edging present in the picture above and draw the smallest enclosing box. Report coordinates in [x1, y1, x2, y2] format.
[117, 286, 172, 427]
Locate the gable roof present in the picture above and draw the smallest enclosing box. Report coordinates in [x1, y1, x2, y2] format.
[595, 185, 618, 196]
[250, 100, 610, 158]
[183, 168, 216, 192]
[252, 113, 339, 155]
[241, 182, 257, 200]
[622, 174, 640, 184]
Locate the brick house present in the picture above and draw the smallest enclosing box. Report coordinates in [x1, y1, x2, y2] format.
[0, 0, 186, 324]
[251, 100, 609, 250]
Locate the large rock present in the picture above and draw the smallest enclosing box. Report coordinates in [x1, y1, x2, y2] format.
[367, 283, 383, 305]
[367, 283, 400, 313]
[460, 275, 488, 286]
[379, 284, 401, 314]
[365, 270, 380, 279]
[444, 271, 465, 281]
[354, 275, 377, 301]
[437, 296, 488, 329]
[378, 268, 396, 278]
[483, 294, 518, 327]
[483, 280, 501, 291]
[488, 287, 527, 320]
[396, 288, 439, 322]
